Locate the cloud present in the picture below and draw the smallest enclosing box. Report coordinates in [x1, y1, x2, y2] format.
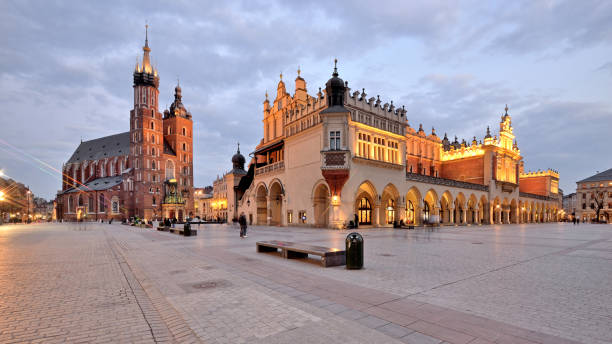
[597, 61, 612, 75]
[0, 0, 611, 199]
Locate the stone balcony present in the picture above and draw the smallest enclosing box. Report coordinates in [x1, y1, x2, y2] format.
[321, 150, 350, 170]
[255, 161, 285, 176]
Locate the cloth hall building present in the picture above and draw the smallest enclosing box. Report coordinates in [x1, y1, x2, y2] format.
[221, 62, 561, 228]
[56, 31, 194, 222]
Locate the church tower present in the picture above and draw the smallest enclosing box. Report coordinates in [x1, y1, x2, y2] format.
[129, 25, 164, 220]
[163, 82, 194, 216]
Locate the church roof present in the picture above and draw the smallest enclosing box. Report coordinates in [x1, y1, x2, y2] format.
[67, 132, 130, 164]
[62, 176, 123, 194]
[577, 168, 612, 183]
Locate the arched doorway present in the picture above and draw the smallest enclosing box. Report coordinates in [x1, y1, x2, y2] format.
[381, 183, 399, 226]
[424, 189, 438, 224]
[313, 183, 330, 227]
[355, 181, 378, 226]
[256, 184, 267, 225]
[269, 181, 283, 226]
[406, 200, 415, 225]
[358, 197, 372, 225]
[386, 199, 396, 224]
[440, 191, 453, 224]
[423, 202, 430, 222]
[406, 187, 422, 225]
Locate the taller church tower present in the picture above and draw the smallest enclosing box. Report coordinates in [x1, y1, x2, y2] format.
[129, 25, 164, 220]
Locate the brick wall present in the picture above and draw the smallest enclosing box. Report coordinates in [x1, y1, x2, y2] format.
[440, 156, 485, 185]
[519, 176, 549, 196]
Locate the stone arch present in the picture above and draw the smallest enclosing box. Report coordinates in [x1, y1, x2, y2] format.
[405, 186, 422, 225]
[312, 181, 330, 228]
[423, 189, 439, 224]
[269, 180, 284, 226]
[502, 198, 510, 224]
[255, 183, 268, 225]
[479, 195, 489, 224]
[493, 197, 502, 224]
[440, 191, 453, 224]
[355, 181, 377, 226]
[381, 183, 400, 226]
[467, 194, 478, 224]
[454, 192, 467, 224]
[510, 199, 518, 223]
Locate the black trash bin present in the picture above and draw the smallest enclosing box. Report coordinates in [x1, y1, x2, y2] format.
[184, 222, 191, 236]
[345, 232, 363, 269]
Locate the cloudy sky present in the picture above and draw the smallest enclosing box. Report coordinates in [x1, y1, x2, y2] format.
[1, 0, 611, 200]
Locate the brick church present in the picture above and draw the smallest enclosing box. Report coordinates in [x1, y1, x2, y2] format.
[56, 29, 194, 222]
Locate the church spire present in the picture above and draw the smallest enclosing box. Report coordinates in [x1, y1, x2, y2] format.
[142, 24, 152, 73]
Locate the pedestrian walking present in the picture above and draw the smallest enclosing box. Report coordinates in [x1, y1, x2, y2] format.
[239, 212, 247, 238]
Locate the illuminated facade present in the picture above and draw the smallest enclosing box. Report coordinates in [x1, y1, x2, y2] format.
[226, 62, 561, 228]
[575, 168, 612, 223]
[56, 29, 194, 222]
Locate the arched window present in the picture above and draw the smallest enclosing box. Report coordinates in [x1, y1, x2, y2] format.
[88, 196, 94, 213]
[423, 201, 430, 222]
[68, 196, 73, 212]
[386, 199, 395, 224]
[168, 126, 172, 135]
[406, 200, 415, 224]
[165, 160, 175, 180]
[182, 127, 186, 136]
[151, 134, 155, 143]
[182, 143, 186, 151]
[151, 147, 156, 156]
[99, 194, 105, 212]
[78, 195, 83, 207]
[358, 197, 372, 225]
[152, 196, 156, 206]
[150, 121, 154, 130]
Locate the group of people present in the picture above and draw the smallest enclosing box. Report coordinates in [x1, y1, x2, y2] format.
[572, 217, 581, 225]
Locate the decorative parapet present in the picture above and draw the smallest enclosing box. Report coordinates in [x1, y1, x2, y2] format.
[520, 169, 560, 179]
[406, 172, 489, 191]
[255, 161, 285, 176]
[321, 150, 350, 170]
[441, 145, 485, 161]
[519, 192, 559, 202]
[353, 156, 403, 170]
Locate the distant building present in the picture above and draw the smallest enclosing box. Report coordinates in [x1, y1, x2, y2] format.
[562, 193, 577, 220]
[56, 29, 194, 222]
[575, 168, 612, 223]
[213, 63, 561, 228]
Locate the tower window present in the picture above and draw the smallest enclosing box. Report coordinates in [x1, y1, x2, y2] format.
[182, 143, 186, 151]
[182, 127, 186, 136]
[330, 131, 340, 150]
[150, 121, 154, 130]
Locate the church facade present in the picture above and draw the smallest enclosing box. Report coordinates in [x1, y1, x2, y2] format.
[56, 31, 194, 222]
[222, 62, 561, 228]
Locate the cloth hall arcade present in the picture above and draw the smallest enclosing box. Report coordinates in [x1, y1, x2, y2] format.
[222, 62, 561, 228]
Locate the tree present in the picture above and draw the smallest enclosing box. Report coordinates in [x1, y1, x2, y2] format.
[590, 190, 607, 223]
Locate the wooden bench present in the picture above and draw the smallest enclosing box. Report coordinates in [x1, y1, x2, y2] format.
[256, 240, 345, 267]
[168, 227, 198, 236]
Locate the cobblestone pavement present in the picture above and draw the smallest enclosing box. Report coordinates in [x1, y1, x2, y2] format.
[0, 222, 610, 343]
